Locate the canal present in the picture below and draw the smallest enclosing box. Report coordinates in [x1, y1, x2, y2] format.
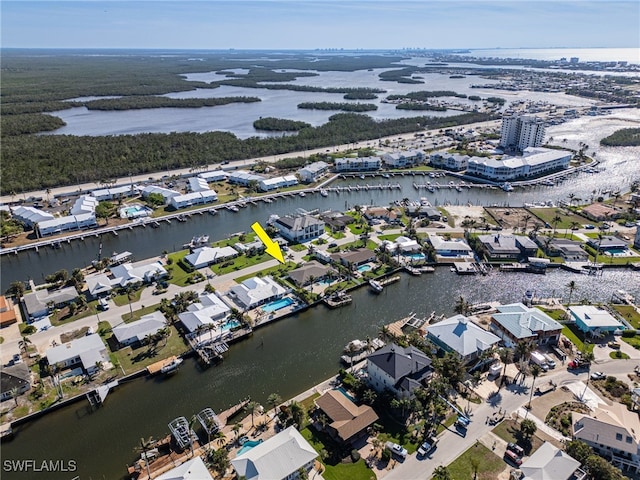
[3, 267, 639, 480]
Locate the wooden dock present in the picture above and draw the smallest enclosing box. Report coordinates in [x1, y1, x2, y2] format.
[323, 291, 352, 308]
[147, 356, 178, 375]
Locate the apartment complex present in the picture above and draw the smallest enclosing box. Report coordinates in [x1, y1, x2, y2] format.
[499, 112, 546, 152]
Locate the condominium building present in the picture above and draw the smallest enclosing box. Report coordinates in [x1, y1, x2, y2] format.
[499, 113, 546, 152]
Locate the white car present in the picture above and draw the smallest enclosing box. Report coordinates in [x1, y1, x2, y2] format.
[590, 371, 605, 380]
[417, 440, 436, 457]
[385, 441, 408, 459]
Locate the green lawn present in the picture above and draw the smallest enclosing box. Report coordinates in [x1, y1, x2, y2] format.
[623, 335, 640, 349]
[233, 262, 297, 283]
[113, 286, 144, 306]
[376, 409, 419, 454]
[121, 303, 161, 323]
[108, 325, 189, 375]
[289, 244, 307, 252]
[491, 419, 543, 455]
[612, 305, 640, 329]
[562, 324, 594, 354]
[378, 234, 402, 242]
[610, 351, 630, 360]
[535, 307, 566, 321]
[436, 412, 458, 435]
[447, 442, 505, 480]
[528, 208, 589, 230]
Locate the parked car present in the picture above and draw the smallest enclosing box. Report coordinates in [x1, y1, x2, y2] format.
[507, 442, 525, 457]
[417, 439, 436, 457]
[590, 371, 605, 380]
[328, 242, 338, 248]
[504, 449, 523, 466]
[99, 298, 110, 311]
[584, 224, 595, 230]
[12, 353, 23, 365]
[385, 441, 408, 459]
[608, 341, 621, 350]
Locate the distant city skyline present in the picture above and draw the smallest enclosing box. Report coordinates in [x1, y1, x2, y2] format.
[2, 1, 639, 50]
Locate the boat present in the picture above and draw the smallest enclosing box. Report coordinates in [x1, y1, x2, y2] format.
[455, 186, 462, 192]
[369, 279, 384, 293]
[320, 189, 328, 197]
[177, 215, 187, 222]
[160, 357, 183, 375]
[359, 174, 366, 180]
[501, 182, 514, 192]
[185, 234, 209, 249]
[299, 191, 306, 197]
[382, 173, 390, 178]
[405, 266, 422, 276]
[227, 205, 239, 212]
[341, 338, 385, 364]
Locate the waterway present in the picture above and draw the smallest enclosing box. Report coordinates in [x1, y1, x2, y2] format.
[2, 267, 639, 480]
[3, 108, 640, 292]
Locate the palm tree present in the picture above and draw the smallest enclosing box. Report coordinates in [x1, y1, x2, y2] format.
[526, 364, 542, 416]
[552, 213, 562, 237]
[267, 393, 282, 418]
[246, 401, 259, 428]
[18, 336, 31, 355]
[498, 348, 513, 389]
[346, 341, 359, 372]
[567, 193, 576, 207]
[136, 436, 156, 479]
[453, 296, 471, 316]
[522, 214, 532, 232]
[566, 280, 577, 306]
[433, 466, 452, 480]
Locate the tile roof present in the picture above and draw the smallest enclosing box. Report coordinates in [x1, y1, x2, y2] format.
[315, 390, 379, 442]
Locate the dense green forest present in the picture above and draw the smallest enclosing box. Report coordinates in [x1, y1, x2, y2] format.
[600, 127, 640, 146]
[395, 103, 447, 111]
[81, 96, 260, 111]
[343, 92, 378, 100]
[1, 113, 66, 136]
[297, 102, 378, 112]
[2, 111, 497, 194]
[253, 118, 311, 131]
[387, 91, 468, 101]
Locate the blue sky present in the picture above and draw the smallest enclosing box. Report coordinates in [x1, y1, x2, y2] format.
[2, 1, 639, 49]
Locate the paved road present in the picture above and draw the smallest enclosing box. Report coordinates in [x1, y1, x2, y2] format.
[383, 354, 636, 480]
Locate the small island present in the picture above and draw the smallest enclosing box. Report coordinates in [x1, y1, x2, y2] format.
[81, 96, 261, 111]
[253, 117, 311, 131]
[600, 127, 640, 147]
[297, 102, 378, 112]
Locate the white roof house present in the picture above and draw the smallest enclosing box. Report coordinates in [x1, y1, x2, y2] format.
[297, 161, 329, 183]
[569, 305, 624, 334]
[46, 334, 108, 374]
[85, 273, 113, 298]
[520, 441, 585, 480]
[428, 233, 473, 259]
[426, 315, 500, 361]
[184, 246, 238, 269]
[258, 175, 298, 192]
[38, 212, 98, 236]
[179, 293, 231, 333]
[188, 176, 210, 192]
[490, 303, 563, 347]
[23, 286, 79, 320]
[227, 170, 265, 186]
[231, 426, 318, 480]
[170, 190, 218, 209]
[467, 147, 571, 181]
[70, 195, 99, 215]
[91, 185, 134, 201]
[112, 311, 167, 346]
[335, 156, 381, 172]
[394, 236, 421, 252]
[198, 170, 228, 182]
[227, 276, 287, 310]
[110, 260, 167, 286]
[141, 185, 180, 202]
[156, 457, 213, 480]
[10, 206, 54, 226]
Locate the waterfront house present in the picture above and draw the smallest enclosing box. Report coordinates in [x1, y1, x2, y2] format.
[231, 425, 318, 480]
[0, 363, 31, 401]
[319, 211, 355, 232]
[112, 311, 167, 347]
[227, 170, 266, 186]
[45, 334, 108, 375]
[426, 315, 500, 363]
[581, 203, 620, 222]
[184, 246, 238, 269]
[234, 239, 265, 254]
[156, 457, 213, 480]
[227, 276, 287, 310]
[363, 206, 400, 223]
[429, 152, 471, 171]
[169, 190, 218, 209]
[573, 403, 640, 473]
[330, 248, 376, 270]
[542, 238, 589, 262]
[568, 305, 624, 335]
[490, 303, 563, 347]
[37, 212, 98, 237]
[178, 293, 231, 333]
[366, 343, 433, 399]
[405, 205, 442, 220]
[335, 156, 381, 172]
[427, 233, 474, 261]
[23, 286, 79, 321]
[382, 149, 425, 168]
[314, 389, 379, 444]
[477, 234, 538, 261]
[273, 214, 325, 243]
[586, 235, 629, 254]
[0, 295, 18, 327]
[70, 195, 99, 215]
[520, 441, 586, 480]
[258, 175, 298, 192]
[288, 261, 336, 287]
[10, 206, 54, 227]
[141, 185, 180, 203]
[297, 161, 329, 183]
[109, 260, 167, 287]
[85, 273, 113, 299]
[198, 169, 228, 183]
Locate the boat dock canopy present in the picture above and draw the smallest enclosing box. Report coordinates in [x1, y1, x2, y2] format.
[196, 408, 223, 434]
[168, 416, 196, 450]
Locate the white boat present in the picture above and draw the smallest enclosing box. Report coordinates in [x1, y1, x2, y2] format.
[369, 279, 383, 293]
[382, 173, 390, 178]
[299, 192, 306, 197]
[320, 189, 328, 197]
[359, 174, 366, 180]
[501, 182, 514, 192]
[160, 357, 183, 375]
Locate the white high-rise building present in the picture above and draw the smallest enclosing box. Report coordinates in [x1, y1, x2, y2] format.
[499, 113, 546, 152]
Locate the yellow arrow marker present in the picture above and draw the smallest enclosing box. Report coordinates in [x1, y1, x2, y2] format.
[251, 222, 285, 264]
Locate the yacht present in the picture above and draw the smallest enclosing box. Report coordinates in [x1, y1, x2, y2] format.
[320, 189, 328, 197]
[299, 191, 306, 197]
[160, 357, 183, 375]
[369, 279, 384, 293]
[501, 182, 514, 192]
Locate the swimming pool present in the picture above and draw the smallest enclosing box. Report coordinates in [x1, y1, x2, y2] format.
[262, 297, 294, 313]
[357, 264, 372, 273]
[119, 204, 150, 219]
[220, 320, 240, 333]
[237, 439, 263, 456]
[404, 252, 426, 260]
[335, 386, 357, 403]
